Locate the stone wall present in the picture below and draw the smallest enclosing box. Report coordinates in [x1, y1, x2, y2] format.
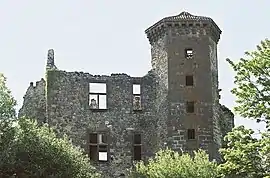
[19, 78, 46, 124]
[46, 69, 158, 177]
[150, 36, 169, 150]
[219, 104, 234, 148]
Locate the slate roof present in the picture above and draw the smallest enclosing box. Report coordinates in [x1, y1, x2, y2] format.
[165, 11, 212, 21]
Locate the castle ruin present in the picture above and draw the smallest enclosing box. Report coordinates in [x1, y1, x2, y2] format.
[19, 11, 234, 177]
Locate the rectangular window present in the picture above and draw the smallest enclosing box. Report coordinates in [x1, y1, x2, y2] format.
[186, 101, 195, 113]
[133, 133, 142, 160]
[185, 48, 193, 59]
[133, 84, 142, 111]
[89, 83, 107, 110]
[133, 84, 141, 95]
[89, 133, 98, 161]
[186, 75, 194, 86]
[89, 133, 108, 162]
[187, 129, 195, 140]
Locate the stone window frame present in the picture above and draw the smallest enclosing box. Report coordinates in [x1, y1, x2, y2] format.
[89, 82, 108, 111]
[132, 132, 142, 161]
[132, 83, 142, 111]
[88, 130, 110, 163]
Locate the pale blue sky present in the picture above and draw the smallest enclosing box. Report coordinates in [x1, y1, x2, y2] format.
[0, 0, 269, 132]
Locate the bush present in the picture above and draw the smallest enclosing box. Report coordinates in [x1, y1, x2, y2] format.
[130, 149, 219, 178]
[0, 117, 100, 178]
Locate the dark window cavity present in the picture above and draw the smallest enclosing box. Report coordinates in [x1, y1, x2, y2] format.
[186, 101, 195, 113]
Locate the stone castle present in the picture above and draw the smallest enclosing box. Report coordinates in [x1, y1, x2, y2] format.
[19, 11, 234, 177]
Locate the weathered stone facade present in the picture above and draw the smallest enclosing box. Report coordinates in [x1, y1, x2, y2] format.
[19, 11, 234, 177]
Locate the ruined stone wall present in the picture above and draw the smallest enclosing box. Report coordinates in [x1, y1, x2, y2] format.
[150, 36, 169, 150]
[18, 11, 236, 177]
[208, 36, 223, 160]
[219, 104, 234, 148]
[18, 78, 46, 124]
[46, 69, 158, 177]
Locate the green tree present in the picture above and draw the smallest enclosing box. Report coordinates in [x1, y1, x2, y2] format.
[130, 149, 219, 178]
[0, 73, 100, 178]
[218, 126, 269, 178]
[218, 39, 270, 177]
[0, 118, 100, 178]
[0, 73, 16, 120]
[226, 39, 270, 128]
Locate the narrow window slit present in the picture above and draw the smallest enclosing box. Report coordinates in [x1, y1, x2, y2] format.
[186, 101, 195, 113]
[188, 129, 195, 140]
[186, 75, 194, 86]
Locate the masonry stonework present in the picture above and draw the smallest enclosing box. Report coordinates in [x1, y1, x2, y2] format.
[19, 11, 234, 177]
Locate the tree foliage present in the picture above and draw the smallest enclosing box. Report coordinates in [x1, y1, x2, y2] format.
[130, 149, 219, 178]
[218, 126, 269, 178]
[226, 39, 270, 128]
[0, 117, 100, 178]
[0, 73, 16, 120]
[0, 73, 99, 178]
[219, 39, 270, 178]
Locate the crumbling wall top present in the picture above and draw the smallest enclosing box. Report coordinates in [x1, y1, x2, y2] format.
[46, 49, 57, 70]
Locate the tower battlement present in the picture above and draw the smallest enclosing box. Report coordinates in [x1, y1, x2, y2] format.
[145, 11, 221, 44]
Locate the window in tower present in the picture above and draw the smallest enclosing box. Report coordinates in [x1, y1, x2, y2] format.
[186, 101, 195, 113]
[187, 129, 195, 140]
[89, 83, 107, 110]
[186, 75, 194, 86]
[185, 48, 193, 59]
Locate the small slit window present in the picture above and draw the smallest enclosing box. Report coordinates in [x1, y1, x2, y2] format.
[133, 84, 142, 111]
[185, 49, 193, 59]
[186, 101, 195, 113]
[89, 83, 107, 110]
[186, 75, 194, 86]
[187, 129, 195, 140]
[133, 133, 142, 161]
[89, 133, 108, 162]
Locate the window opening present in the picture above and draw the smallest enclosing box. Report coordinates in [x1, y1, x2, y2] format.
[186, 101, 195, 113]
[133, 133, 142, 160]
[89, 133, 98, 161]
[186, 75, 194, 86]
[89, 83, 107, 110]
[133, 84, 142, 111]
[89, 133, 108, 162]
[98, 145, 108, 161]
[187, 129, 195, 140]
[185, 48, 193, 59]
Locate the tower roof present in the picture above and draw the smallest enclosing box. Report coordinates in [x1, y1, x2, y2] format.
[145, 11, 222, 44]
[166, 11, 212, 21]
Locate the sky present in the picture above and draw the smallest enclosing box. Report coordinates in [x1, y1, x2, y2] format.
[0, 0, 269, 133]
